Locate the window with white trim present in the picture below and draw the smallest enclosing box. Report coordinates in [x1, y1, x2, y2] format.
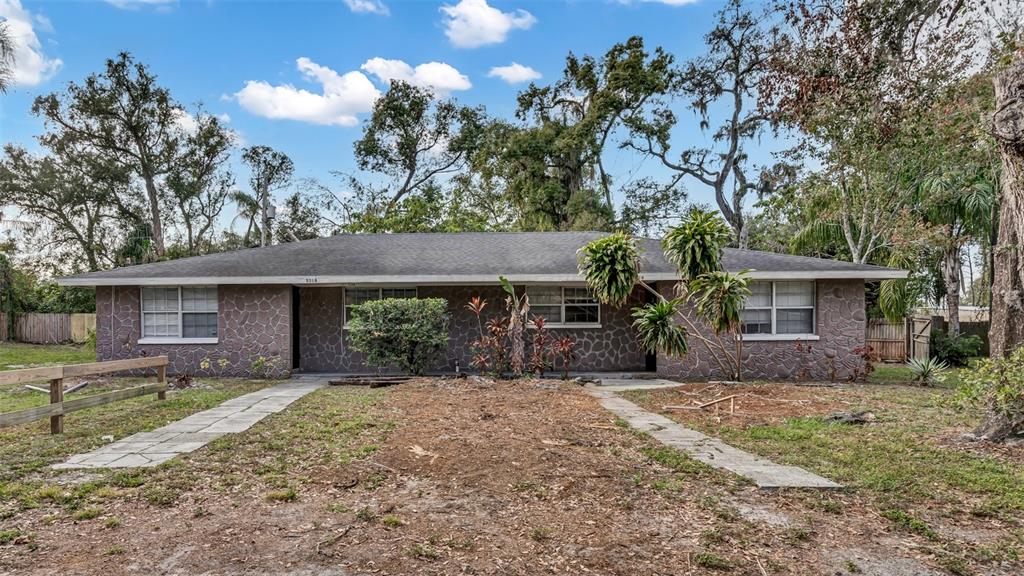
[343, 287, 418, 325]
[523, 286, 600, 326]
[740, 281, 815, 336]
[141, 287, 218, 339]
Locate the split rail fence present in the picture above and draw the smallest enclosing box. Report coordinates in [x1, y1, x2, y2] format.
[0, 356, 168, 434]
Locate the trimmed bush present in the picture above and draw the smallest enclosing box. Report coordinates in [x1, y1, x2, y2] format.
[347, 298, 451, 375]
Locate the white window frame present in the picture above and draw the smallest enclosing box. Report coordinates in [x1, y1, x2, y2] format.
[524, 286, 601, 329]
[740, 281, 819, 341]
[343, 286, 419, 328]
[139, 286, 219, 344]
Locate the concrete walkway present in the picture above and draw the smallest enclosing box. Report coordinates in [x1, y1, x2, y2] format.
[53, 379, 325, 470]
[587, 380, 842, 489]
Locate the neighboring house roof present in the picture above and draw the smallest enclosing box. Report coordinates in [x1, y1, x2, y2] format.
[57, 231, 907, 286]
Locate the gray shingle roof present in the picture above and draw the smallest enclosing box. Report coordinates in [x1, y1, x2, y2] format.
[58, 232, 906, 286]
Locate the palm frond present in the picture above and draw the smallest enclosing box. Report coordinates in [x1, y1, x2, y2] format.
[662, 207, 733, 280]
[790, 221, 843, 254]
[631, 300, 688, 357]
[577, 232, 641, 307]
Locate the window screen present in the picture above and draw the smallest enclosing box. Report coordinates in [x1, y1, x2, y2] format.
[344, 287, 418, 325]
[739, 281, 815, 336]
[142, 287, 218, 339]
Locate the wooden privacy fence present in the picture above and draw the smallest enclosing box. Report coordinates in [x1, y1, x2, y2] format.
[865, 319, 906, 361]
[0, 313, 96, 344]
[0, 356, 168, 434]
[866, 316, 936, 362]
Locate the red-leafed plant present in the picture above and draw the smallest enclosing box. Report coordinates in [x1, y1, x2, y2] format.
[849, 345, 876, 382]
[529, 316, 551, 377]
[484, 317, 509, 376]
[551, 336, 577, 380]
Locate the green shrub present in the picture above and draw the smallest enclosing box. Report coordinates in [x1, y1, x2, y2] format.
[347, 298, 450, 375]
[957, 347, 1024, 440]
[932, 332, 982, 367]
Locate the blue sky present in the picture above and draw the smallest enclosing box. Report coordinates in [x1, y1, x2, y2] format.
[1, 0, 781, 223]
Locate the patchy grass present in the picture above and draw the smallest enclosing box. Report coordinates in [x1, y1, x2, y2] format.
[0, 378, 277, 510]
[0, 382, 388, 567]
[0, 342, 95, 371]
[625, 382, 1024, 572]
[869, 362, 967, 388]
[264, 488, 298, 502]
[693, 551, 732, 570]
[627, 383, 1024, 515]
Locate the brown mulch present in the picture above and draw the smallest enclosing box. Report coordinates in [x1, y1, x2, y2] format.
[1, 378, 1007, 576]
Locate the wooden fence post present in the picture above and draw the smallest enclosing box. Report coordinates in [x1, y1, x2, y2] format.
[157, 365, 167, 400]
[49, 378, 64, 434]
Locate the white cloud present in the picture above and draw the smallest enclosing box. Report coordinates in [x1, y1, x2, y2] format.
[440, 0, 536, 48]
[172, 109, 199, 134]
[172, 109, 233, 135]
[0, 0, 62, 86]
[103, 0, 177, 9]
[235, 57, 381, 127]
[361, 57, 471, 94]
[344, 0, 389, 16]
[487, 62, 541, 84]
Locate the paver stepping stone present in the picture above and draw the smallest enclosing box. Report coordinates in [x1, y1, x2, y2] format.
[586, 383, 842, 489]
[52, 378, 326, 470]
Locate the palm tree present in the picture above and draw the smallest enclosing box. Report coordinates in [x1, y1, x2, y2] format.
[0, 22, 15, 93]
[228, 190, 262, 247]
[919, 169, 996, 337]
[578, 207, 751, 380]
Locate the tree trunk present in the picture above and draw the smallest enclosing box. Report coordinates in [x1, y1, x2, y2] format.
[989, 58, 1024, 358]
[509, 310, 525, 376]
[942, 244, 961, 337]
[142, 174, 165, 258]
[260, 183, 270, 247]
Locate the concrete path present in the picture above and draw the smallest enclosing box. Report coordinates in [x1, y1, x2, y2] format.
[53, 379, 325, 470]
[586, 380, 842, 489]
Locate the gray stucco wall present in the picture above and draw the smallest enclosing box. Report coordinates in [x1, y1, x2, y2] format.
[655, 279, 867, 381]
[298, 285, 649, 374]
[95, 285, 292, 378]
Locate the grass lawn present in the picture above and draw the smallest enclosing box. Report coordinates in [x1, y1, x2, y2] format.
[0, 378, 279, 485]
[623, 381, 1024, 573]
[0, 343, 95, 371]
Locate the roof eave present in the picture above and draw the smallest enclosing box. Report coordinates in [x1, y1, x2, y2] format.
[57, 269, 909, 287]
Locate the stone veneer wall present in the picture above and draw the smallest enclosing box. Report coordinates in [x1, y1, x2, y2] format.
[656, 279, 867, 381]
[298, 285, 648, 374]
[95, 285, 292, 378]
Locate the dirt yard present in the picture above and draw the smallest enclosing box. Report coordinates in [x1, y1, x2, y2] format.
[1, 378, 1021, 575]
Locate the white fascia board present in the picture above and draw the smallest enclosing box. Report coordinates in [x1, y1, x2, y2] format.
[57, 274, 595, 287]
[642, 270, 907, 281]
[57, 269, 908, 287]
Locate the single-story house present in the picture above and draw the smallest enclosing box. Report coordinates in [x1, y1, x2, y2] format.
[58, 232, 906, 380]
